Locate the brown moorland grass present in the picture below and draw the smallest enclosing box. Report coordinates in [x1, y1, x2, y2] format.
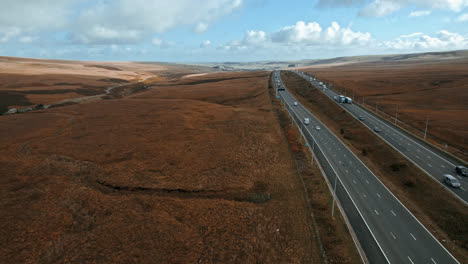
[0, 70, 322, 263]
[281, 71, 468, 262]
[301, 59, 468, 161]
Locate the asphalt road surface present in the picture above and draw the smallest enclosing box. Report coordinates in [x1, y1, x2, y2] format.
[274, 71, 459, 264]
[293, 70, 468, 204]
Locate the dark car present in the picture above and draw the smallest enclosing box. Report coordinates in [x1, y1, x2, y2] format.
[359, 115, 365, 121]
[455, 165, 468, 177]
[373, 127, 381, 133]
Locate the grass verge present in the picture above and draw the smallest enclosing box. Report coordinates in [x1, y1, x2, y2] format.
[269, 73, 363, 264]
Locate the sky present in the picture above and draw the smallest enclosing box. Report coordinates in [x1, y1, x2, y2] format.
[1, 0, 468, 62]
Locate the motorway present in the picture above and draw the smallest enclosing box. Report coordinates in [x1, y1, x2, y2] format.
[274, 71, 459, 264]
[293, 71, 468, 203]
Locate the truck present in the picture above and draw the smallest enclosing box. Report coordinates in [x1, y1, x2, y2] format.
[345, 97, 352, 104]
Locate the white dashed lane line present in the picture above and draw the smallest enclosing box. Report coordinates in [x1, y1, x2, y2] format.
[377, 193, 381, 199]
[390, 232, 396, 239]
[410, 233, 417, 240]
[391, 210, 397, 216]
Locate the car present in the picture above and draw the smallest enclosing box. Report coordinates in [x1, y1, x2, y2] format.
[373, 127, 381, 133]
[293, 102, 298, 106]
[455, 165, 468, 177]
[315, 126, 321, 131]
[359, 116, 365, 121]
[443, 174, 461, 188]
[303, 118, 310, 125]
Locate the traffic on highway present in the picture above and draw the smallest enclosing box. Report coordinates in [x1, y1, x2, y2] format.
[274, 71, 459, 264]
[293, 70, 468, 204]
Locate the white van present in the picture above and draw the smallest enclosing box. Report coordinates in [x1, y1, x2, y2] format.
[303, 118, 310, 125]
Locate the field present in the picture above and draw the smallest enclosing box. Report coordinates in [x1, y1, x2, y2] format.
[0, 63, 329, 263]
[299, 57, 468, 160]
[0, 56, 212, 113]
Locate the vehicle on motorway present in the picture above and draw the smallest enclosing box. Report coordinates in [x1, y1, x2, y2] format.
[315, 126, 320, 131]
[303, 118, 310, 125]
[359, 115, 365, 121]
[373, 127, 381, 133]
[455, 165, 468, 176]
[293, 101, 298, 106]
[443, 174, 461, 188]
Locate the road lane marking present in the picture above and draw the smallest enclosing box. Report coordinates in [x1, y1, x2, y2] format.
[416, 155, 420, 159]
[408, 256, 415, 264]
[363, 193, 367, 198]
[417, 149, 421, 152]
[357, 169, 360, 173]
[390, 232, 396, 239]
[441, 165, 445, 168]
[365, 179, 369, 184]
[345, 170, 349, 173]
[428, 164, 432, 167]
[427, 155, 431, 159]
[461, 187, 466, 191]
[391, 210, 396, 216]
[431, 258, 437, 264]
[353, 180, 356, 184]
[410, 233, 416, 240]
[339, 161, 342, 164]
[377, 193, 381, 199]
[374, 209, 379, 215]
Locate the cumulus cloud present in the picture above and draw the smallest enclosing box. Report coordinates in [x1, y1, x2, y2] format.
[409, 10, 432, 17]
[320, 0, 468, 17]
[458, 12, 468, 21]
[381, 30, 467, 50]
[200, 40, 211, 47]
[0, 0, 75, 42]
[194, 23, 209, 33]
[71, 0, 242, 44]
[0, 0, 242, 44]
[152, 38, 175, 48]
[316, 0, 364, 7]
[18, 36, 36, 43]
[221, 21, 371, 51]
[271, 21, 370, 46]
[0, 27, 21, 43]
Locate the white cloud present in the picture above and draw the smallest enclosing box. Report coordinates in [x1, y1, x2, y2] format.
[0, 27, 21, 43]
[324, 0, 468, 17]
[72, 0, 242, 44]
[221, 21, 371, 52]
[359, 0, 402, 17]
[270, 21, 370, 46]
[409, 10, 432, 17]
[200, 40, 211, 47]
[0, 0, 76, 43]
[18, 36, 36, 43]
[458, 12, 468, 21]
[151, 38, 175, 48]
[381, 30, 467, 50]
[195, 23, 209, 33]
[400, 32, 424, 38]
